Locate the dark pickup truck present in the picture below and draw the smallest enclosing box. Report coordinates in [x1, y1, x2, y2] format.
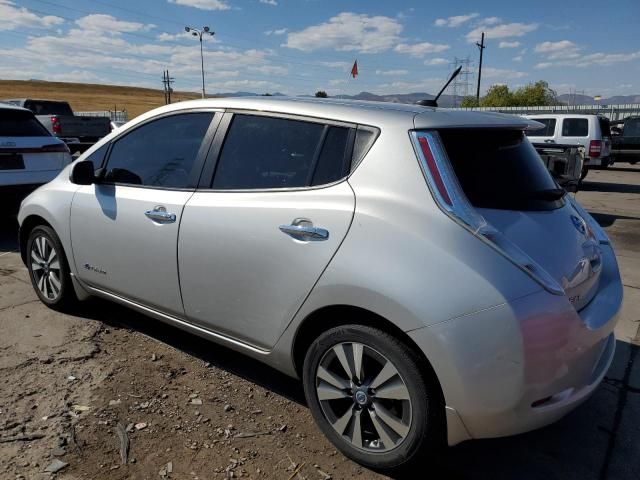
[611, 116, 640, 165]
[2, 99, 111, 154]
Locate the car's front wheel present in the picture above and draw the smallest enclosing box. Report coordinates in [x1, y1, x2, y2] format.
[303, 325, 444, 473]
[26, 225, 77, 310]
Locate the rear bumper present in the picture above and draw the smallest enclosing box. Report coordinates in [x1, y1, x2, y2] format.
[410, 244, 622, 445]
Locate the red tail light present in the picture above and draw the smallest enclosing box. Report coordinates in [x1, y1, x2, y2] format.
[588, 140, 601, 158]
[51, 116, 61, 135]
[40, 143, 70, 153]
[417, 136, 452, 206]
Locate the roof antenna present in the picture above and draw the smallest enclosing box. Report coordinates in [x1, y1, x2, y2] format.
[416, 66, 462, 108]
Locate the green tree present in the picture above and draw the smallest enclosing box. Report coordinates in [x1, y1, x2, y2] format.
[511, 80, 558, 106]
[481, 84, 513, 107]
[315, 90, 328, 98]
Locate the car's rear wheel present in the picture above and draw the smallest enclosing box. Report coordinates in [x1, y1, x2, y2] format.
[303, 325, 444, 473]
[26, 225, 77, 310]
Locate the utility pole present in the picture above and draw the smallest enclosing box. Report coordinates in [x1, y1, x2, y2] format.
[162, 70, 168, 104]
[185, 26, 215, 98]
[161, 70, 175, 104]
[475, 32, 485, 105]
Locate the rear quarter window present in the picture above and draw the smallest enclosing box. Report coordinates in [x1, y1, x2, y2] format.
[561, 118, 588, 137]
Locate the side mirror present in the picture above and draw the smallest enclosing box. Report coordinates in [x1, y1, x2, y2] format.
[611, 127, 622, 136]
[70, 160, 96, 185]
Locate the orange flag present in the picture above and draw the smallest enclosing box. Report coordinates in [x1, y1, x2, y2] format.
[351, 60, 358, 78]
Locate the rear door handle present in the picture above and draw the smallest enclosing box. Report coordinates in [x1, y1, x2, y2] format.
[279, 218, 329, 241]
[145, 205, 176, 224]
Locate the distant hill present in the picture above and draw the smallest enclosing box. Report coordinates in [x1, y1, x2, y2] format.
[556, 93, 640, 105]
[331, 91, 459, 107]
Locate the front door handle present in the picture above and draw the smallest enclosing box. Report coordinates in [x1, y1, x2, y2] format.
[279, 218, 329, 241]
[145, 205, 176, 224]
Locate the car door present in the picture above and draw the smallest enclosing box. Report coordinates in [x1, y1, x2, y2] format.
[70, 111, 219, 317]
[178, 112, 357, 349]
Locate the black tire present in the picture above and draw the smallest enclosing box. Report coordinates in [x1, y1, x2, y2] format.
[580, 166, 589, 181]
[303, 325, 445, 474]
[26, 225, 78, 311]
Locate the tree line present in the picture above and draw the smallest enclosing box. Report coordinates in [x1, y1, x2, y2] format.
[460, 81, 559, 108]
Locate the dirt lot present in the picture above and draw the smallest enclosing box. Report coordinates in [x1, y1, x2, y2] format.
[0, 165, 639, 479]
[0, 80, 200, 119]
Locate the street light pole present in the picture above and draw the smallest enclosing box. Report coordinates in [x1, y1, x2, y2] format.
[185, 26, 215, 99]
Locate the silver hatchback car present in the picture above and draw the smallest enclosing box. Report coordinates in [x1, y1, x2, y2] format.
[18, 98, 622, 472]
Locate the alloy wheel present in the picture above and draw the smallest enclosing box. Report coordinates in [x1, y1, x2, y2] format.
[315, 342, 412, 452]
[30, 235, 62, 301]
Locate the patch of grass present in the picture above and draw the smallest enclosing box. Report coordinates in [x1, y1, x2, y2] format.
[0, 80, 202, 119]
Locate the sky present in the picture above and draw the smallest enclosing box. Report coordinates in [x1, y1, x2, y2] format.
[1, 0, 639, 98]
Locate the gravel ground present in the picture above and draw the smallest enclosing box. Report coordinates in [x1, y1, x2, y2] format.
[0, 165, 639, 479]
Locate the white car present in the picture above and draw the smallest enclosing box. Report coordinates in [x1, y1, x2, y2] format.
[0, 103, 72, 211]
[524, 114, 612, 177]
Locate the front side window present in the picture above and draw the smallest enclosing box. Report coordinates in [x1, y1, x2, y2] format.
[525, 118, 556, 137]
[562, 118, 588, 137]
[212, 114, 352, 190]
[104, 112, 213, 188]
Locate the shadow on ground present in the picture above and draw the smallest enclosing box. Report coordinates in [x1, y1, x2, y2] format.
[581, 181, 640, 195]
[590, 212, 640, 228]
[0, 215, 18, 252]
[71, 297, 640, 480]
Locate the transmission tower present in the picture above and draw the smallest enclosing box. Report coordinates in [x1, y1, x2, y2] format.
[449, 56, 473, 107]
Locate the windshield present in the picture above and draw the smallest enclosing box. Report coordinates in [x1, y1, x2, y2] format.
[438, 129, 563, 211]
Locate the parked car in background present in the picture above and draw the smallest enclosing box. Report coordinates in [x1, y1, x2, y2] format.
[18, 98, 622, 472]
[0, 103, 71, 213]
[610, 116, 640, 165]
[524, 114, 612, 178]
[532, 142, 585, 192]
[2, 99, 111, 155]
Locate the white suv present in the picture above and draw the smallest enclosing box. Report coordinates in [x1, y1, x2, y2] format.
[0, 103, 71, 211]
[524, 114, 612, 176]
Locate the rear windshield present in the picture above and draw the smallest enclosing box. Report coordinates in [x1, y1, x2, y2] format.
[438, 129, 562, 211]
[0, 109, 51, 137]
[525, 118, 556, 137]
[24, 100, 73, 116]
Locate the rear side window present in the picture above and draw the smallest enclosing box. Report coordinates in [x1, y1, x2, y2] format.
[104, 112, 213, 188]
[24, 101, 73, 116]
[0, 109, 50, 137]
[438, 129, 561, 211]
[212, 114, 352, 190]
[525, 118, 555, 137]
[562, 118, 588, 137]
